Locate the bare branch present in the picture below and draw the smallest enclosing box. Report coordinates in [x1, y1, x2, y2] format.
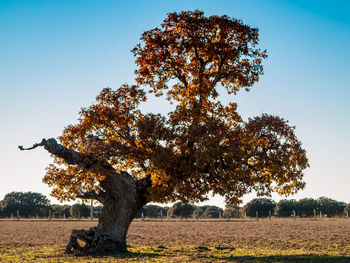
[18, 140, 45, 151]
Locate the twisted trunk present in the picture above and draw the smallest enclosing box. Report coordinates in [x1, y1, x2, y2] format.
[65, 188, 147, 254]
[19, 138, 151, 255]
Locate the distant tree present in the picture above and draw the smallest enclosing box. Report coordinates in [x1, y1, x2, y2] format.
[0, 200, 5, 217]
[168, 202, 195, 218]
[317, 197, 346, 217]
[192, 206, 202, 218]
[202, 206, 223, 218]
[135, 204, 169, 218]
[161, 206, 170, 217]
[143, 205, 160, 218]
[274, 199, 297, 217]
[0, 191, 50, 217]
[51, 205, 71, 218]
[336, 202, 347, 216]
[297, 198, 317, 217]
[135, 206, 146, 218]
[70, 203, 90, 218]
[243, 198, 276, 217]
[223, 205, 241, 218]
[192, 205, 207, 218]
[345, 203, 350, 216]
[93, 205, 103, 218]
[143, 205, 168, 218]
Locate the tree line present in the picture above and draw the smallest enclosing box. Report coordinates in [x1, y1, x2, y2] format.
[241, 197, 349, 218]
[1, 191, 349, 219]
[0, 192, 101, 218]
[138, 197, 349, 219]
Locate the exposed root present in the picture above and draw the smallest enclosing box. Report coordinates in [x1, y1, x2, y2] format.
[65, 227, 127, 255]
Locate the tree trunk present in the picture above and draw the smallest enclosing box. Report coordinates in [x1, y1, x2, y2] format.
[65, 175, 150, 255]
[19, 138, 151, 255]
[65, 193, 138, 254]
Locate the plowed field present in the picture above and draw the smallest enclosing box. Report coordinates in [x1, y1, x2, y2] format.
[0, 218, 349, 262]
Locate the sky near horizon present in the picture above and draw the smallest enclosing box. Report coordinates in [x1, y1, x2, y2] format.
[0, 0, 349, 207]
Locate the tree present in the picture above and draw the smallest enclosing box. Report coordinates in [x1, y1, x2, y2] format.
[223, 205, 241, 218]
[139, 205, 169, 218]
[70, 203, 90, 218]
[139, 204, 165, 218]
[0, 191, 50, 218]
[316, 197, 346, 217]
[243, 198, 276, 217]
[274, 199, 297, 217]
[345, 203, 350, 216]
[143, 205, 160, 218]
[202, 206, 223, 218]
[193, 205, 207, 218]
[51, 204, 71, 218]
[92, 205, 103, 218]
[19, 10, 308, 254]
[297, 198, 317, 217]
[168, 202, 195, 218]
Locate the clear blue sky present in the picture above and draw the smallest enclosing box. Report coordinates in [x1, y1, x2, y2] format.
[1, 0, 349, 207]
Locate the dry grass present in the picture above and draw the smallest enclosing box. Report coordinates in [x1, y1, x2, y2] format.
[0, 218, 349, 262]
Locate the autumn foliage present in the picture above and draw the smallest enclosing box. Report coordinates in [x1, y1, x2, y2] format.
[43, 10, 308, 205]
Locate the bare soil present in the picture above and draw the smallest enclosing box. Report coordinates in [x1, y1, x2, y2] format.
[0, 218, 349, 255]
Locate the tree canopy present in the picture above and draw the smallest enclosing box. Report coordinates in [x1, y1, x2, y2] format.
[274, 199, 297, 217]
[69, 203, 90, 218]
[297, 198, 318, 217]
[0, 191, 50, 217]
[316, 197, 346, 217]
[36, 10, 308, 206]
[168, 202, 195, 218]
[243, 198, 276, 217]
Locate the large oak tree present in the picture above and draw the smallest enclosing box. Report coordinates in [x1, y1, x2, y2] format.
[19, 10, 308, 254]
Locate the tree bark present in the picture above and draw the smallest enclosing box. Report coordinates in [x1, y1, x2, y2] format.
[65, 192, 141, 254]
[19, 138, 151, 255]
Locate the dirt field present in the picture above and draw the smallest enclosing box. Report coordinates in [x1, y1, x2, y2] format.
[0, 218, 350, 262]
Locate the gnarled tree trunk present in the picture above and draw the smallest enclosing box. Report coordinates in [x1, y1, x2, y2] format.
[65, 192, 142, 254]
[19, 138, 151, 255]
[65, 174, 150, 255]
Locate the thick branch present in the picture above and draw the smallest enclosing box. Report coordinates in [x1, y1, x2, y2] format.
[193, 45, 207, 85]
[19, 138, 136, 195]
[76, 191, 105, 203]
[135, 174, 151, 202]
[19, 138, 83, 165]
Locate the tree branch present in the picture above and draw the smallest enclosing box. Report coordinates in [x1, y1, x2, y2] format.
[134, 174, 152, 211]
[210, 57, 226, 89]
[19, 138, 83, 166]
[19, 138, 137, 197]
[18, 140, 45, 151]
[76, 191, 105, 203]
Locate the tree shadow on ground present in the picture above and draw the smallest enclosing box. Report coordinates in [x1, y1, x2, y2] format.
[88, 252, 350, 263]
[214, 254, 350, 263]
[89, 251, 162, 260]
